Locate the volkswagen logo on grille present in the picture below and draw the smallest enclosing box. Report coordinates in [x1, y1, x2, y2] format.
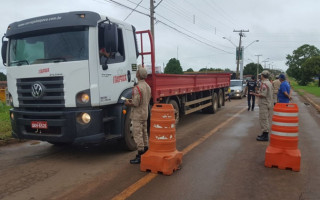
[31, 82, 45, 98]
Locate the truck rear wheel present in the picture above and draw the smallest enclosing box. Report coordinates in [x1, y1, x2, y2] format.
[204, 92, 218, 114]
[123, 109, 137, 151]
[218, 89, 224, 108]
[169, 100, 180, 125]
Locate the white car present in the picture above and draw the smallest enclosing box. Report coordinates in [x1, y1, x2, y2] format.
[230, 79, 245, 99]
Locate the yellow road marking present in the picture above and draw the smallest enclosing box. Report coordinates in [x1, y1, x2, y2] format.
[112, 107, 247, 200]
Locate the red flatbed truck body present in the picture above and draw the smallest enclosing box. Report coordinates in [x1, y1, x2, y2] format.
[136, 30, 230, 103]
[145, 73, 230, 102]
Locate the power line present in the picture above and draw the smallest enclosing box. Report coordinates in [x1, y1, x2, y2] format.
[154, 0, 164, 9]
[156, 14, 233, 50]
[123, 0, 144, 21]
[104, 0, 150, 18]
[157, 20, 233, 54]
[100, 0, 234, 54]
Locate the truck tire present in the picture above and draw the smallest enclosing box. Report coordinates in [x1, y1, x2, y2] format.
[123, 109, 137, 151]
[218, 89, 224, 108]
[169, 100, 180, 125]
[204, 92, 218, 114]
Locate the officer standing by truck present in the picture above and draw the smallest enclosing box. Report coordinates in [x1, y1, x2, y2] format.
[251, 70, 273, 141]
[125, 66, 151, 164]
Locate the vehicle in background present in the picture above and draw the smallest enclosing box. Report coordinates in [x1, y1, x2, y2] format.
[230, 79, 245, 99]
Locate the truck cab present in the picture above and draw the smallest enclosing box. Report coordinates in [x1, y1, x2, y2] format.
[2, 11, 139, 149]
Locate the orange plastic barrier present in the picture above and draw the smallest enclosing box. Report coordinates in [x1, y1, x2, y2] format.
[0, 89, 5, 102]
[140, 104, 183, 175]
[265, 103, 301, 171]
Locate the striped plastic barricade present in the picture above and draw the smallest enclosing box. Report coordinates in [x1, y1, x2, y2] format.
[265, 103, 300, 171]
[140, 104, 183, 175]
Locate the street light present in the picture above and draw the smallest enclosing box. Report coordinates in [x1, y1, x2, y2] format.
[222, 37, 237, 47]
[245, 40, 259, 49]
[240, 40, 259, 80]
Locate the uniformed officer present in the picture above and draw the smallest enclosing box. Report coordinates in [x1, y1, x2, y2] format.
[251, 70, 273, 141]
[272, 75, 281, 105]
[125, 66, 151, 164]
[244, 75, 257, 111]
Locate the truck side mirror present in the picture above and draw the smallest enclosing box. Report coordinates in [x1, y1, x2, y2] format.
[100, 56, 108, 70]
[103, 23, 118, 53]
[1, 40, 7, 66]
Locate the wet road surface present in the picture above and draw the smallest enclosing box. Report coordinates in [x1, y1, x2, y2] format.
[0, 92, 320, 200]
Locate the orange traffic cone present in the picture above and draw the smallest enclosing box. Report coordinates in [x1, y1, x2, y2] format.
[265, 103, 301, 171]
[140, 104, 183, 175]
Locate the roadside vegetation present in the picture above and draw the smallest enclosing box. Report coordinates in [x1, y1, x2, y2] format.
[289, 78, 320, 97]
[0, 102, 12, 140]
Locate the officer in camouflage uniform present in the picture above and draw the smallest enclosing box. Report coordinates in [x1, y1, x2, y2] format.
[125, 66, 151, 164]
[252, 70, 273, 141]
[272, 75, 281, 105]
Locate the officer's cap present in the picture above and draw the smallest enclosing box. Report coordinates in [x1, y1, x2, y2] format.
[138, 65, 148, 79]
[279, 74, 286, 80]
[261, 70, 270, 78]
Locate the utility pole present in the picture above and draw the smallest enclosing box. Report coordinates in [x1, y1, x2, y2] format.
[234, 29, 249, 79]
[255, 54, 262, 81]
[262, 60, 268, 69]
[150, 0, 155, 44]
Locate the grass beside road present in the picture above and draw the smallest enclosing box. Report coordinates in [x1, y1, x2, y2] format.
[289, 78, 320, 97]
[0, 102, 12, 140]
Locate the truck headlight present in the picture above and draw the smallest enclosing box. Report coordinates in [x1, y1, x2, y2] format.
[80, 93, 90, 103]
[76, 92, 90, 104]
[77, 112, 91, 124]
[236, 90, 240, 93]
[10, 112, 14, 120]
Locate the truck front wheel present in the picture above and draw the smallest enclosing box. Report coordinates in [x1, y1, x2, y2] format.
[123, 109, 137, 151]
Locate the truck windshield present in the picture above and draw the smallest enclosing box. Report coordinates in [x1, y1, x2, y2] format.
[8, 27, 89, 66]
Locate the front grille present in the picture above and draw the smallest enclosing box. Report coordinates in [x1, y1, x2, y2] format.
[17, 77, 65, 110]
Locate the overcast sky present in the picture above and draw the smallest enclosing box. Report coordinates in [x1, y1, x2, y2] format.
[1, 0, 320, 74]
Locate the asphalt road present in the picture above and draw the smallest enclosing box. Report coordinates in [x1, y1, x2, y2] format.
[0, 92, 319, 200]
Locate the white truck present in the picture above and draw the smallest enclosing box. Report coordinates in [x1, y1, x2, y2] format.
[2, 11, 140, 149]
[1, 11, 230, 149]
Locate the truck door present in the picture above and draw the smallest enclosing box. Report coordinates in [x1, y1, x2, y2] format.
[97, 22, 133, 105]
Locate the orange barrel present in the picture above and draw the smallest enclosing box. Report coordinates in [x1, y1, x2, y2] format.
[140, 104, 183, 175]
[265, 103, 301, 171]
[149, 104, 176, 152]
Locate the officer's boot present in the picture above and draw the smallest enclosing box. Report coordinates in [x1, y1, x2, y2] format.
[256, 132, 269, 141]
[130, 150, 144, 164]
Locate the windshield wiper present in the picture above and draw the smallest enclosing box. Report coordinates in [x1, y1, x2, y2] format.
[10, 60, 29, 66]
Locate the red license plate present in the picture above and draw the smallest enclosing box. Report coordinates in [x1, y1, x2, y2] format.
[31, 121, 48, 129]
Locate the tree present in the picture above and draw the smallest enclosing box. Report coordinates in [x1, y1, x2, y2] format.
[199, 68, 224, 72]
[302, 56, 320, 87]
[224, 68, 232, 72]
[186, 68, 194, 72]
[0, 72, 6, 81]
[243, 62, 263, 76]
[164, 58, 183, 74]
[286, 44, 320, 85]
